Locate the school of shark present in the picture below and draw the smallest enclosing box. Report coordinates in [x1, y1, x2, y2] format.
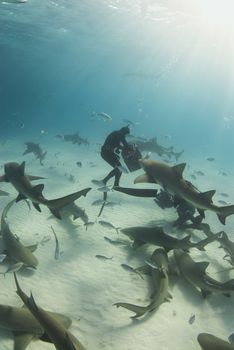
[0, 131, 234, 350]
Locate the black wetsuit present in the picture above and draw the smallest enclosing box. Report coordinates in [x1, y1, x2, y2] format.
[101, 130, 129, 186]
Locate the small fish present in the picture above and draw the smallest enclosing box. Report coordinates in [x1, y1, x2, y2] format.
[218, 200, 228, 205]
[97, 186, 112, 192]
[92, 199, 106, 206]
[105, 201, 121, 208]
[219, 192, 229, 198]
[104, 236, 129, 246]
[20, 123, 25, 129]
[117, 165, 129, 174]
[190, 174, 196, 180]
[91, 179, 105, 187]
[121, 263, 144, 279]
[144, 259, 159, 270]
[84, 221, 96, 231]
[188, 313, 195, 324]
[96, 112, 112, 122]
[0, 254, 7, 263]
[219, 171, 227, 176]
[51, 226, 60, 260]
[194, 170, 205, 176]
[2, 262, 24, 276]
[98, 220, 119, 233]
[40, 235, 51, 246]
[207, 157, 215, 161]
[76, 161, 82, 167]
[95, 255, 113, 260]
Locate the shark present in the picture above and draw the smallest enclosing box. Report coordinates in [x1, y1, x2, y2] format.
[114, 248, 172, 318]
[23, 142, 47, 165]
[133, 137, 184, 161]
[0, 302, 72, 350]
[120, 226, 220, 252]
[14, 273, 86, 350]
[197, 333, 234, 350]
[0, 200, 38, 269]
[217, 231, 234, 266]
[56, 132, 89, 146]
[0, 161, 91, 219]
[135, 159, 234, 224]
[174, 249, 234, 297]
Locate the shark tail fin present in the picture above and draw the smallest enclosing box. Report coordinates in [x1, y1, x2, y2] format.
[113, 302, 148, 318]
[47, 187, 91, 218]
[217, 205, 234, 225]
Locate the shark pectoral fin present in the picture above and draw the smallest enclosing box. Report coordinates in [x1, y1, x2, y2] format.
[26, 243, 38, 252]
[28, 175, 46, 181]
[196, 261, 209, 274]
[172, 163, 186, 178]
[32, 202, 41, 212]
[200, 190, 216, 202]
[197, 208, 205, 218]
[217, 205, 234, 225]
[19, 162, 26, 176]
[13, 331, 35, 350]
[134, 173, 156, 184]
[32, 184, 44, 196]
[49, 208, 62, 220]
[201, 289, 212, 298]
[16, 193, 27, 202]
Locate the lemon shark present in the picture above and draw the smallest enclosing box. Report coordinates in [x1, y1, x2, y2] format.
[0, 200, 38, 269]
[0, 162, 91, 219]
[197, 333, 234, 350]
[135, 159, 234, 224]
[114, 248, 172, 318]
[174, 249, 234, 297]
[0, 302, 72, 350]
[14, 273, 86, 350]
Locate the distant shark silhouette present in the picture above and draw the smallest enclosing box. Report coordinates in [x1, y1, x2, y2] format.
[133, 137, 184, 161]
[135, 159, 234, 224]
[0, 161, 91, 219]
[56, 132, 89, 146]
[23, 142, 47, 165]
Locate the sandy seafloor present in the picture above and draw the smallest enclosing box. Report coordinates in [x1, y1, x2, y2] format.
[0, 134, 234, 350]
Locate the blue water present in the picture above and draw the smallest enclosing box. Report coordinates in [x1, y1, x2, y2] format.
[1, 0, 234, 159]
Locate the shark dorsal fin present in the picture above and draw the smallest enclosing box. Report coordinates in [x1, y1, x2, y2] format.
[32, 184, 44, 196]
[196, 261, 209, 274]
[19, 162, 26, 176]
[200, 190, 216, 202]
[172, 163, 186, 177]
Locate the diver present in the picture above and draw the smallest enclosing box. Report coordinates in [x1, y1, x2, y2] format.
[154, 189, 174, 209]
[154, 189, 203, 227]
[99, 126, 131, 187]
